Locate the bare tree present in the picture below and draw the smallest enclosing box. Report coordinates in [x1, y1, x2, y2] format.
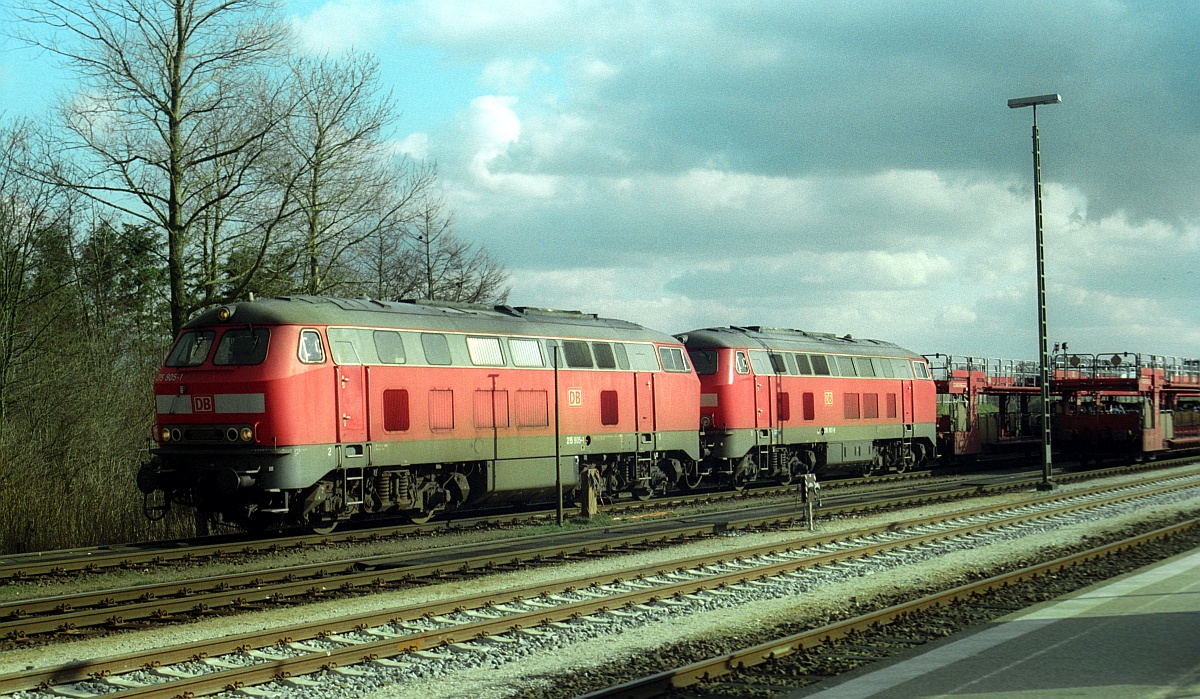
[398, 194, 511, 304]
[279, 53, 432, 296]
[15, 0, 292, 333]
[0, 121, 75, 419]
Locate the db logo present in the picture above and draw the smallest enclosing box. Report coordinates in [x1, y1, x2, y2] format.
[192, 395, 214, 413]
[824, 391, 834, 406]
[567, 388, 583, 407]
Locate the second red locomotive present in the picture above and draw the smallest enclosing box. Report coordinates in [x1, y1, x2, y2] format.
[680, 326, 938, 483]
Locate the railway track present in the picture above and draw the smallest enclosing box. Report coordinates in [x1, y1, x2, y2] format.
[575, 517, 1200, 699]
[1, 463, 1185, 642]
[0, 469, 936, 584]
[0, 458, 1166, 586]
[2, 466, 1198, 698]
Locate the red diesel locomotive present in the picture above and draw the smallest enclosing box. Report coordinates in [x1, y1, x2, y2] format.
[138, 296, 700, 531]
[680, 327, 938, 482]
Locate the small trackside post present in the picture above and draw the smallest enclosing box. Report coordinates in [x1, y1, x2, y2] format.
[802, 473, 820, 531]
[580, 467, 602, 518]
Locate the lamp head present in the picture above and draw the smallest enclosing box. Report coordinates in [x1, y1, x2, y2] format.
[1008, 94, 1062, 109]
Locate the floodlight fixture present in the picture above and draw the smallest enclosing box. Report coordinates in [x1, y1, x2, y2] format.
[1008, 94, 1062, 109]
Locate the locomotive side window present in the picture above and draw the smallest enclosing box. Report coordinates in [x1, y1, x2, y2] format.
[785, 353, 799, 375]
[809, 354, 831, 376]
[421, 333, 452, 365]
[509, 338, 545, 367]
[467, 336, 505, 366]
[625, 343, 661, 372]
[166, 330, 215, 367]
[374, 331, 406, 364]
[614, 343, 630, 370]
[213, 328, 270, 366]
[688, 349, 718, 376]
[854, 357, 876, 377]
[836, 356, 857, 377]
[658, 346, 690, 372]
[769, 352, 788, 374]
[748, 350, 773, 375]
[893, 359, 915, 379]
[735, 351, 750, 375]
[327, 328, 362, 364]
[878, 357, 895, 378]
[794, 353, 813, 375]
[298, 329, 326, 364]
[592, 342, 618, 369]
[562, 341, 594, 368]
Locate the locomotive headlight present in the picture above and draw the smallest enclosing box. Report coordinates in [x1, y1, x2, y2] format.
[170, 428, 182, 442]
[216, 305, 234, 321]
[240, 427, 254, 442]
[161, 427, 171, 442]
[226, 427, 239, 442]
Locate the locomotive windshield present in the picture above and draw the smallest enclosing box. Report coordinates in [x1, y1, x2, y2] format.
[213, 327, 270, 365]
[688, 349, 718, 375]
[165, 330, 215, 367]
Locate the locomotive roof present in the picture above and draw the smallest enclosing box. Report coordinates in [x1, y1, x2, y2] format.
[677, 326, 920, 359]
[184, 296, 678, 344]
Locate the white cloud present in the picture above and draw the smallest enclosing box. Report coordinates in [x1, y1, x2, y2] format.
[291, 0, 394, 53]
[388, 133, 430, 160]
[463, 95, 557, 197]
[480, 59, 549, 92]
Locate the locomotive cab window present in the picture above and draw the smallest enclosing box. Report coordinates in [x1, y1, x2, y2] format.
[298, 329, 325, 364]
[213, 328, 270, 366]
[658, 346, 690, 372]
[688, 349, 718, 376]
[166, 330, 215, 367]
[913, 361, 930, 379]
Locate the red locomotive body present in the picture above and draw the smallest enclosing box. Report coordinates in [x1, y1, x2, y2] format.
[679, 327, 938, 483]
[139, 297, 699, 530]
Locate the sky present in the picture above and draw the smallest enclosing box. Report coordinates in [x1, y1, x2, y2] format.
[1, 0, 1198, 360]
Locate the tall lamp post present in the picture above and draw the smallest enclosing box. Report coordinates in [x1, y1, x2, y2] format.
[1008, 93, 1061, 491]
